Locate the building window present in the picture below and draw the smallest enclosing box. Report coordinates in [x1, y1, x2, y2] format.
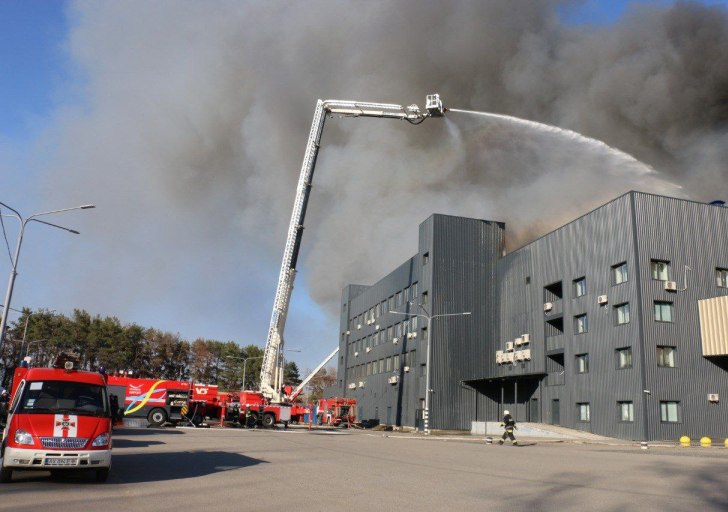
[578, 403, 591, 422]
[388, 296, 395, 311]
[573, 277, 587, 297]
[660, 401, 680, 423]
[576, 354, 589, 373]
[654, 301, 673, 322]
[386, 357, 392, 372]
[423, 252, 429, 265]
[615, 303, 630, 325]
[650, 260, 670, 281]
[612, 262, 628, 285]
[393, 354, 400, 371]
[366, 362, 372, 376]
[716, 268, 728, 288]
[412, 282, 418, 297]
[616, 347, 632, 369]
[657, 346, 676, 367]
[574, 314, 588, 334]
[618, 401, 634, 422]
[420, 363, 427, 377]
[422, 291, 429, 305]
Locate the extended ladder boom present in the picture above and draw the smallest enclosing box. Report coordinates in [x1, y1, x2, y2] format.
[288, 347, 339, 402]
[259, 95, 444, 402]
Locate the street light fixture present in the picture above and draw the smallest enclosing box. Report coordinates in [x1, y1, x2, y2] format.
[390, 304, 471, 435]
[0, 201, 95, 356]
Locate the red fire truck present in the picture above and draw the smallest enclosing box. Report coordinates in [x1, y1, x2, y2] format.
[0, 358, 113, 483]
[316, 398, 356, 426]
[189, 384, 299, 428]
[106, 375, 192, 427]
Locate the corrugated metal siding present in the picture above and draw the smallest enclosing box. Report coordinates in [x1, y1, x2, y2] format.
[633, 193, 728, 440]
[333, 252, 425, 426]
[698, 296, 728, 356]
[429, 214, 505, 430]
[333, 191, 728, 440]
[489, 194, 645, 439]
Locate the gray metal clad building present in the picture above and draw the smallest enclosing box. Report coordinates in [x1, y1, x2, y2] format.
[330, 191, 728, 441]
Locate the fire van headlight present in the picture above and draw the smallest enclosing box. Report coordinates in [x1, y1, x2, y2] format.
[92, 433, 110, 447]
[14, 429, 34, 445]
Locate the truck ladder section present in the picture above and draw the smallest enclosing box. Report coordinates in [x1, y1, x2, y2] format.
[260, 96, 444, 402]
[288, 347, 339, 402]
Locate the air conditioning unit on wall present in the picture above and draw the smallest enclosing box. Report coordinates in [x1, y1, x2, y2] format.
[544, 302, 553, 312]
[598, 295, 608, 305]
[505, 341, 514, 352]
[665, 281, 678, 292]
[708, 393, 720, 402]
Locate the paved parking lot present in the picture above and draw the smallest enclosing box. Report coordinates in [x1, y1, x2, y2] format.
[2, 426, 728, 511]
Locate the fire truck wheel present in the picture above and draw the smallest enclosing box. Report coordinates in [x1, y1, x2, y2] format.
[262, 413, 276, 428]
[0, 443, 11, 483]
[95, 468, 110, 483]
[147, 408, 168, 427]
[192, 414, 203, 426]
[245, 413, 258, 428]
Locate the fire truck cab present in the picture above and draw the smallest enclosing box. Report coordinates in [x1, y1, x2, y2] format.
[0, 361, 112, 483]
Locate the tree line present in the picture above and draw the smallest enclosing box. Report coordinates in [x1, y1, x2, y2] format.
[0, 308, 338, 398]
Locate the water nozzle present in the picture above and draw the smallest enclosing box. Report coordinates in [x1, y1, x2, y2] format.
[425, 93, 445, 117]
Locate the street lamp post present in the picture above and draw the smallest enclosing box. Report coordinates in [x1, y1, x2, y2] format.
[0, 201, 94, 356]
[228, 347, 302, 392]
[390, 305, 471, 435]
[227, 355, 264, 390]
[20, 309, 55, 360]
[22, 339, 46, 362]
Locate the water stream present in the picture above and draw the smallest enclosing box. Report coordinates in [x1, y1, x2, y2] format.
[447, 108, 656, 175]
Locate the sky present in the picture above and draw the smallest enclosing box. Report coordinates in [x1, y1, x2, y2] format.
[1, 0, 727, 373]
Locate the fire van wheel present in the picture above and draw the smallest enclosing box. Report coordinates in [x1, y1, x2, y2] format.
[147, 408, 168, 427]
[0, 464, 12, 484]
[0, 443, 11, 483]
[262, 413, 276, 428]
[95, 468, 110, 483]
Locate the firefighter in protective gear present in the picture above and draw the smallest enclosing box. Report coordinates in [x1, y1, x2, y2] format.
[498, 410, 518, 445]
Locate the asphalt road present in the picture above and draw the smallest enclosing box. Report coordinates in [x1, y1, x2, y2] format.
[2, 426, 728, 511]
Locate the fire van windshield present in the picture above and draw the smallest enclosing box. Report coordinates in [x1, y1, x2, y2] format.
[16, 380, 109, 417]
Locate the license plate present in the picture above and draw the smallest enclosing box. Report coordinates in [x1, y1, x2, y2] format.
[45, 457, 78, 466]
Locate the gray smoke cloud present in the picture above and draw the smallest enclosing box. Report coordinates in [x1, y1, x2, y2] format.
[35, 0, 728, 363]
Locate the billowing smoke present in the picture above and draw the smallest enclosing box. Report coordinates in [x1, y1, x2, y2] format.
[36, 0, 728, 360]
